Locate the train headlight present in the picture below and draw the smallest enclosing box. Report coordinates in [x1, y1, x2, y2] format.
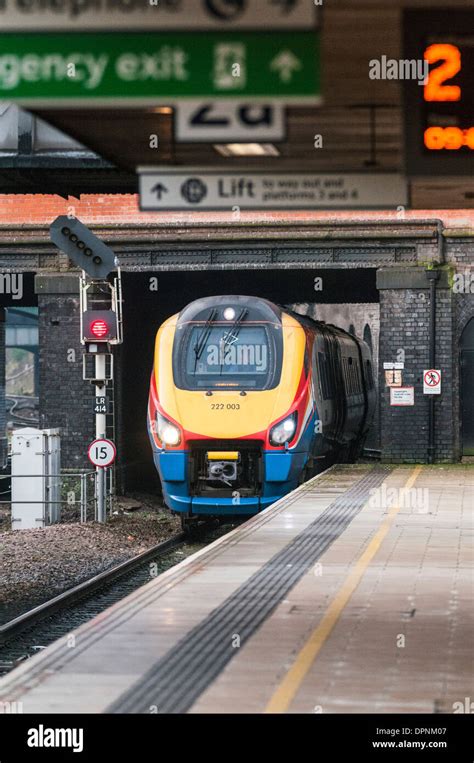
[223, 307, 236, 321]
[156, 413, 181, 446]
[269, 412, 297, 446]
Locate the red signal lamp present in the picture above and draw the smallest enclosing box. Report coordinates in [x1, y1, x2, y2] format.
[82, 309, 117, 343]
[90, 319, 109, 339]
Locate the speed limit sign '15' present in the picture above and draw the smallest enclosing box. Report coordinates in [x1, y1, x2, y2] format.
[88, 439, 116, 467]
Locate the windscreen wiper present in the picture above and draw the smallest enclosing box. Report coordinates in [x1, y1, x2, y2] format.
[193, 308, 217, 373]
[218, 308, 248, 374]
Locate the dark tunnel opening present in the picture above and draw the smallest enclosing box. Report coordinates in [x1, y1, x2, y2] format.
[119, 268, 379, 491]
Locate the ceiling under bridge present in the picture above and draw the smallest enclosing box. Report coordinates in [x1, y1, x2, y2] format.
[119, 269, 379, 486]
[121, 269, 379, 308]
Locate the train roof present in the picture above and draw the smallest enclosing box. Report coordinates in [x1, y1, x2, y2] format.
[177, 295, 282, 324]
[175, 296, 369, 351]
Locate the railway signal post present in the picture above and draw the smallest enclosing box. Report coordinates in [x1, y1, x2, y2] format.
[50, 215, 123, 522]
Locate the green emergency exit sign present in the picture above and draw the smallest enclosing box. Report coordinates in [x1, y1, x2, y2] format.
[0, 31, 320, 106]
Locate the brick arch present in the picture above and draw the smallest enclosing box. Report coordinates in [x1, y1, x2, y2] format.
[456, 298, 474, 458]
[460, 317, 474, 347]
[363, 323, 373, 353]
[456, 294, 474, 338]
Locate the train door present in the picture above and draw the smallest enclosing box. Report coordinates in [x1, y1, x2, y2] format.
[461, 318, 474, 455]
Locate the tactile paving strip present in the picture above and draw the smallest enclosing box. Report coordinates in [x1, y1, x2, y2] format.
[109, 465, 391, 714]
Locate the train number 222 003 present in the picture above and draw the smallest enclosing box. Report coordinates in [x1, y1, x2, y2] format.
[211, 404, 241, 410]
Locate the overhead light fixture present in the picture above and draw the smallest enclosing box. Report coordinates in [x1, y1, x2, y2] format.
[149, 107, 174, 114]
[214, 143, 280, 157]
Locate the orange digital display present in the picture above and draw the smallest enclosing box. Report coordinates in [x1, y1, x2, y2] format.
[404, 9, 474, 174]
[422, 40, 473, 153]
[424, 44, 461, 103]
[424, 127, 474, 151]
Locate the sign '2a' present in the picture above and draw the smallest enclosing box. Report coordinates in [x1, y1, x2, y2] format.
[175, 101, 286, 142]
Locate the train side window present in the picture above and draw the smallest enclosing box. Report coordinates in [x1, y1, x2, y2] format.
[317, 352, 326, 398]
[344, 356, 361, 397]
[327, 360, 335, 399]
[342, 357, 350, 395]
[350, 357, 362, 394]
[304, 347, 310, 377]
[317, 351, 332, 400]
[348, 356, 355, 396]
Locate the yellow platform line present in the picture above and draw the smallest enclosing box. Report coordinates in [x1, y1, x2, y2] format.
[264, 465, 423, 714]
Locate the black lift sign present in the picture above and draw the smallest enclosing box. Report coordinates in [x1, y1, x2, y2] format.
[139, 169, 408, 211]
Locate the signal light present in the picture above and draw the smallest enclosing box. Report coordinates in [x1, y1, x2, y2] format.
[90, 319, 109, 339]
[82, 310, 118, 343]
[51, 216, 117, 279]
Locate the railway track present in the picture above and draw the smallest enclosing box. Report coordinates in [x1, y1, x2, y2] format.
[0, 523, 229, 677]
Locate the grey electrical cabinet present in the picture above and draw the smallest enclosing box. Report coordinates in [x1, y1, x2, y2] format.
[11, 428, 61, 530]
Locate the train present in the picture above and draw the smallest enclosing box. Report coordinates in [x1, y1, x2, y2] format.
[148, 295, 376, 530]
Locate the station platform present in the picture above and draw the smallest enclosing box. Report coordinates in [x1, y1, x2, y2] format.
[0, 463, 472, 714]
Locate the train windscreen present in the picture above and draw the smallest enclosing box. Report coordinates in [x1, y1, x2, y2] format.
[175, 323, 278, 390]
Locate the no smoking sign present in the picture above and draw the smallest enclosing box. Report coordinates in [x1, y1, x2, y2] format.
[423, 369, 441, 395]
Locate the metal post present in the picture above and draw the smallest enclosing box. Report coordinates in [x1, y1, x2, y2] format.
[426, 270, 440, 464]
[95, 353, 106, 522]
[80, 473, 85, 523]
[85, 472, 89, 522]
[109, 468, 112, 516]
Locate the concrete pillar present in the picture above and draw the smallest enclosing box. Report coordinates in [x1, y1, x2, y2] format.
[377, 268, 455, 463]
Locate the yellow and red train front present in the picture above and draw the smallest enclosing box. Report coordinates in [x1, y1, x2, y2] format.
[148, 299, 317, 517]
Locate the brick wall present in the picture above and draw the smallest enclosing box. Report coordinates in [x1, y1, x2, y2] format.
[445, 238, 474, 266]
[0, 193, 474, 228]
[38, 290, 95, 470]
[379, 278, 456, 463]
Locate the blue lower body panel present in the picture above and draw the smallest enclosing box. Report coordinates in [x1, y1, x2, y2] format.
[152, 446, 310, 516]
